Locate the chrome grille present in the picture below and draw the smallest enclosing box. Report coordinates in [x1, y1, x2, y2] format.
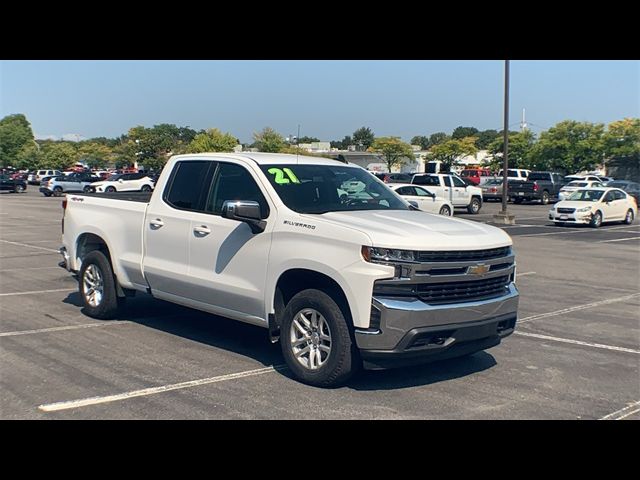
[557, 208, 575, 214]
[416, 247, 510, 263]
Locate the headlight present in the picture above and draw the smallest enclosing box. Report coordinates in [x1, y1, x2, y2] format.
[361, 246, 415, 263]
[576, 206, 592, 213]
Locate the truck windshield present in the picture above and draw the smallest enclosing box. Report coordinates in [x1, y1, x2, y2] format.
[260, 164, 409, 214]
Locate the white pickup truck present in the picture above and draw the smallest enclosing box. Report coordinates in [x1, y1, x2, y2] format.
[60, 153, 519, 387]
[411, 173, 484, 214]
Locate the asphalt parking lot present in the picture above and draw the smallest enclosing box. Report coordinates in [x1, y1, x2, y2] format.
[1, 189, 639, 419]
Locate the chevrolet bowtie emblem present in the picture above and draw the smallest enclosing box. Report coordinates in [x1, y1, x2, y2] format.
[468, 264, 490, 275]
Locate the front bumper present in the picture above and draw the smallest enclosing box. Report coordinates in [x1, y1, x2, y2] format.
[355, 283, 519, 369]
[548, 211, 592, 224]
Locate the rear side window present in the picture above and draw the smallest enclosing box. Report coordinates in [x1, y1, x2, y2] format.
[164, 161, 213, 211]
[442, 176, 452, 187]
[452, 176, 466, 187]
[529, 172, 551, 181]
[613, 190, 626, 200]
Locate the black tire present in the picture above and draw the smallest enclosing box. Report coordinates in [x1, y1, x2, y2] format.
[83, 186, 92, 193]
[105, 186, 116, 193]
[624, 209, 634, 225]
[78, 250, 124, 319]
[590, 210, 603, 228]
[541, 190, 550, 205]
[141, 184, 152, 192]
[280, 289, 360, 387]
[514, 197, 523, 204]
[439, 205, 452, 216]
[15, 184, 25, 193]
[53, 186, 63, 197]
[42, 191, 52, 197]
[466, 197, 481, 214]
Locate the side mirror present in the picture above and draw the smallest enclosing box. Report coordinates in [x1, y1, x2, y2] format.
[407, 200, 420, 210]
[222, 200, 266, 234]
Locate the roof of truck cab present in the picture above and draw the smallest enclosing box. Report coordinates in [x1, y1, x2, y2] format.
[169, 152, 354, 167]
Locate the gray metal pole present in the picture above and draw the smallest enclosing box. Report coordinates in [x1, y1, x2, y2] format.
[501, 60, 510, 214]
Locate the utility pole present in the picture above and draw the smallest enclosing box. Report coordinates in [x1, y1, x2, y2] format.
[494, 60, 516, 225]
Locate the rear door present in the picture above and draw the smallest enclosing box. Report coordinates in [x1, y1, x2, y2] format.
[599, 190, 617, 221]
[610, 189, 628, 220]
[143, 160, 215, 299]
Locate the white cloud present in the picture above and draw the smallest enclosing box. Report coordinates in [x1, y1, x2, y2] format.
[34, 133, 86, 142]
[35, 133, 59, 140]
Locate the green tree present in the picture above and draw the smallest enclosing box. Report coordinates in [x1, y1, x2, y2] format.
[186, 128, 238, 153]
[428, 137, 478, 172]
[253, 127, 285, 153]
[40, 142, 78, 170]
[452, 126, 479, 139]
[330, 135, 352, 150]
[488, 130, 537, 170]
[411, 135, 430, 150]
[352, 127, 375, 151]
[531, 120, 605, 173]
[603, 118, 640, 162]
[428, 132, 448, 147]
[369, 137, 415, 172]
[77, 142, 114, 169]
[0, 114, 36, 167]
[297, 136, 320, 144]
[475, 129, 500, 150]
[14, 143, 42, 170]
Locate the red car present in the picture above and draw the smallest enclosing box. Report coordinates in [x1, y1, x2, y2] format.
[461, 168, 492, 185]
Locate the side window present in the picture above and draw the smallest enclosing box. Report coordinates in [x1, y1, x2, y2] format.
[395, 187, 410, 195]
[442, 176, 452, 187]
[414, 187, 432, 196]
[603, 191, 615, 203]
[413, 175, 438, 186]
[613, 190, 626, 201]
[452, 176, 466, 187]
[206, 163, 269, 218]
[164, 161, 213, 211]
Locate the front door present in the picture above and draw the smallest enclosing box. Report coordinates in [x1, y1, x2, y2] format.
[451, 175, 468, 206]
[186, 161, 274, 322]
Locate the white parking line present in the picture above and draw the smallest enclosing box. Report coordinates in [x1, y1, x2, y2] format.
[599, 400, 640, 420]
[514, 331, 640, 355]
[516, 271, 536, 277]
[0, 239, 59, 252]
[38, 365, 287, 412]
[597, 236, 640, 243]
[520, 225, 638, 237]
[0, 288, 76, 297]
[0, 321, 130, 337]
[518, 293, 640, 324]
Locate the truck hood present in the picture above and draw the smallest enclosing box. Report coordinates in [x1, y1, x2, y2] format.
[308, 210, 512, 250]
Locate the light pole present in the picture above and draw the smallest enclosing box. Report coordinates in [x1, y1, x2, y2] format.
[494, 60, 516, 225]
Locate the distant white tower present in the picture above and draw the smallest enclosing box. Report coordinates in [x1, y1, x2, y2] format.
[520, 108, 528, 131]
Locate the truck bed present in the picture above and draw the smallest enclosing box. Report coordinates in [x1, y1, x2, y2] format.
[73, 191, 153, 203]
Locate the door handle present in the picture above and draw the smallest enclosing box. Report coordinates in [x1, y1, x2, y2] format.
[149, 218, 164, 229]
[193, 225, 211, 236]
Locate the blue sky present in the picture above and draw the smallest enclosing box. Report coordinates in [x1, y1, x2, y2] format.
[1, 60, 638, 143]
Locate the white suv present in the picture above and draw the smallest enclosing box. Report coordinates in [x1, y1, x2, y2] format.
[29, 170, 62, 185]
[90, 172, 155, 193]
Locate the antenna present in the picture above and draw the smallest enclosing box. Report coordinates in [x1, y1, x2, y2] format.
[296, 124, 300, 164]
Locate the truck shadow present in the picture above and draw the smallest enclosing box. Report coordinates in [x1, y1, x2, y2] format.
[62, 292, 499, 390]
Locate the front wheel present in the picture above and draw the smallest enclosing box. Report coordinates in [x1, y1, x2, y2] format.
[15, 185, 25, 193]
[79, 250, 123, 319]
[280, 289, 360, 387]
[105, 186, 116, 193]
[439, 205, 452, 216]
[590, 210, 603, 228]
[624, 209, 634, 225]
[467, 197, 481, 214]
[53, 187, 63, 197]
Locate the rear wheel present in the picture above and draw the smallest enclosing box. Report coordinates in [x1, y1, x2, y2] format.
[53, 186, 63, 197]
[79, 250, 123, 319]
[439, 205, 452, 216]
[624, 209, 634, 225]
[105, 186, 116, 193]
[280, 289, 359, 387]
[83, 186, 93, 193]
[590, 210, 603, 228]
[466, 197, 481, 214]
[541, 190, 550, 205]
